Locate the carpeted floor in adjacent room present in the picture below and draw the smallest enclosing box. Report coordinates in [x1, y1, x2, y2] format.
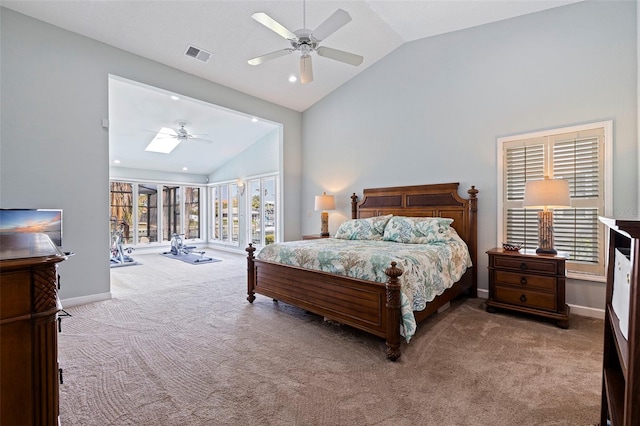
[58, 250, 604, 426]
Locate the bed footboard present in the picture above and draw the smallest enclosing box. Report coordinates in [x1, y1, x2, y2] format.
[246, 243, 405, 361]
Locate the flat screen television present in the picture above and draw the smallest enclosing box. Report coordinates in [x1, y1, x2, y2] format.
[0, 209, 63, 247]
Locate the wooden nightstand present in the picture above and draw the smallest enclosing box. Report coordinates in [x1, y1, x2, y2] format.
[302, 234, 330, 240]
[485, 248, 570, 328]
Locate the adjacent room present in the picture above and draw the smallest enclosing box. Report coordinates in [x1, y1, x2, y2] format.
[1, 1, 638, 425]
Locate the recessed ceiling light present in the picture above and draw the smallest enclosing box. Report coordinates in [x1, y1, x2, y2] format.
[145, 127, 180, 153]
[170, 95, 180, 101]
[182, 167, 188, 171]
[113, 159, 121, 164]
[251, 117, 258, 123]
[288, 75, 297, 83]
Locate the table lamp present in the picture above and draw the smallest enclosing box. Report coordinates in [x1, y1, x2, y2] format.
[523, 177, 571, 255]
[314, 192, 336, 237]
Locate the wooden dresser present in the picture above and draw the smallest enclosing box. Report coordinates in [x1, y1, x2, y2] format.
[485, 247, 569, 328]
[0, 233, 67, 425]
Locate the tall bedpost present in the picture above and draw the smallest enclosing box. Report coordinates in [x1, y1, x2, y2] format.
[246, 243, 256, 303]
[467, 186, 479, 298]
[351, 193, 358, 219]
[384, 262, 403, 361]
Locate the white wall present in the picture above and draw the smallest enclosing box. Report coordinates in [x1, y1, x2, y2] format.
[301, 1, 638, 312]
[110, 167, 208, 184]
[209, 128, 279, 182]
[0, 8, 302, 303]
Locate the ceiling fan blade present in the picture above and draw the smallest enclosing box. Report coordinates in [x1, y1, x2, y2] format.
[248, 49, 294, 66]
[311, 9, 352, 42]
[316, 46, 363, 66]
[189, 137, 214, 144]
[300, 54, 313, 84]
[251, 12, 297, 40]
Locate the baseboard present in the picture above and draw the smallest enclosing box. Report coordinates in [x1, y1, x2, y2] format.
[475, 288, 604, 319]
[61, 292, 112, 308]
[567, 304, 605, 319]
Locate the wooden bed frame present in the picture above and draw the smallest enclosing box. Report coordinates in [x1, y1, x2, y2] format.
[246, 182, 478, 361]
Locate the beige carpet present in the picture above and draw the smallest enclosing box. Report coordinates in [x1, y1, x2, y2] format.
[59, 250, 604, 425]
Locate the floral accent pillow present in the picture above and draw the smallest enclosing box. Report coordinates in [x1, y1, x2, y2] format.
[382, 216, 454, 244]
[334, 214, 393, 240]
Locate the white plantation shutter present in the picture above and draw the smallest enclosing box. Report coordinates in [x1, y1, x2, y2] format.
[551, 131, 603, 272]
[500, 125, 607, 277]
[505, 143, 544, 249]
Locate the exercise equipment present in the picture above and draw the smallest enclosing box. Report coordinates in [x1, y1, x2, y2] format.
[163, 233, 213, 263]
[110, 220, 136, 266]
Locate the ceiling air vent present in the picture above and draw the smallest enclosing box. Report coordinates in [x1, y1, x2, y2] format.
[185, 45, 212, 63]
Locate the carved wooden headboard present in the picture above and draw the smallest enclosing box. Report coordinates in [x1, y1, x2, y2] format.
[350, 182, 478, 273]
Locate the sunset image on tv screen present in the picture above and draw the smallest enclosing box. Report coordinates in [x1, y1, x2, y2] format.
[0, 209, 63, 247]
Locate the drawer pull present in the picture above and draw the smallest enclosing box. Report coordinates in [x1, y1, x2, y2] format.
[520, 262, 528, 271]
[520, 276, 527, 285]
[519, 294, 527, 303]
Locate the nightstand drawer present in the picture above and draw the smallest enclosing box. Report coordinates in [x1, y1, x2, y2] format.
[493, 256, 560, 275]
[494, 285, 557, 311]
[494, 270, 557, 291]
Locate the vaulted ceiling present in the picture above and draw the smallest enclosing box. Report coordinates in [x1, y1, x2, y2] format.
[2, 1, 579, 174]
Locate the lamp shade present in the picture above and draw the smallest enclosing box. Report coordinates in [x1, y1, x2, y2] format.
[523, 178, 571, 209]
[314, 192, 336, 211]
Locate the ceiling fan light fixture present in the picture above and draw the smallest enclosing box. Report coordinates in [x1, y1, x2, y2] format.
[300, 54, 313, 84]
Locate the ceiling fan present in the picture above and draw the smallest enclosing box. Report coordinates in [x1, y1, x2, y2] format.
[153, 121, 212, 144]
[247, 3, 363, 84]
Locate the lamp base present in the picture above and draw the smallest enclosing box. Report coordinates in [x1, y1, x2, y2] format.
[536, 210, 557, 256]
[535, 247, 558, 255]
[320, 211, 329, 237]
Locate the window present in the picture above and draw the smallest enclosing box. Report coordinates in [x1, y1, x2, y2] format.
[210, 182, 239, 245]
[184, 187, 200, 239]
[163, 185, 181, 241]
[137, 184, 158, 243]
[498, 121, 611, 277]
[247, 176, 278, 246]
[110, 182, 133, 244]
[110, 181, 204, 245]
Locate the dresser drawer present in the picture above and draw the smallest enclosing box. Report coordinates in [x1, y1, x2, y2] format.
[493, 256, 560, 275]
[494, 285, 557, 311]
[494, 270, 557, 291]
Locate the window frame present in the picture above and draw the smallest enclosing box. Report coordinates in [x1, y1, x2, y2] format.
[246, 175, 278, 247]
[209, 182, 239, 246]
[496, 120, 613, 280]
[109, 180, 206, 247]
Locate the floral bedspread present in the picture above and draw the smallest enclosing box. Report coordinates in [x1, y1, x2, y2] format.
[256, 236, 472, 342]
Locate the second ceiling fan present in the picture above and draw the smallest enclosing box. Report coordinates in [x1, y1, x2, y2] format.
[247, 4, 363, 84]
